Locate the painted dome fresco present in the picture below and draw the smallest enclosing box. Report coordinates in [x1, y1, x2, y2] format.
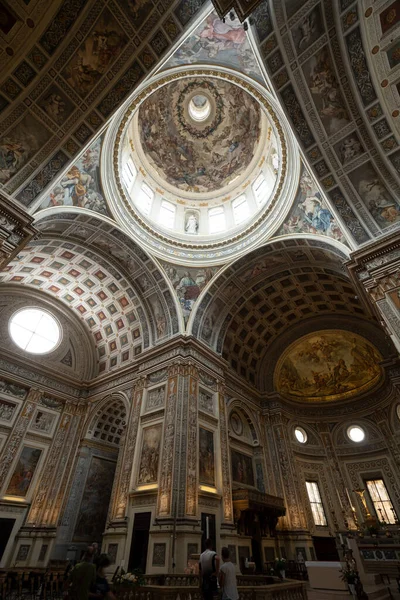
[275, 330, 383, 403]
[137, 78, 261, 194]
[106, 69, 300, 264]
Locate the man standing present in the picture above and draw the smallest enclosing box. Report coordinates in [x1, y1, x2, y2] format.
[219, 547, 239, 600]
[199, 539, 219, 600]
[67, 546, 96, 600]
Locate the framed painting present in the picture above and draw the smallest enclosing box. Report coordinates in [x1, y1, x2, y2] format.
[137, 424, 162, 485]
[231, 449, 254, 487]
[74, 456, 116, 542]
[6, 446, 42, 497]
[199, 427, 215, 486]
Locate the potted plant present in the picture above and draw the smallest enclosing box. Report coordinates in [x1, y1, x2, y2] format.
[113, 568, 144, 591]
[274, 558, 286, 579]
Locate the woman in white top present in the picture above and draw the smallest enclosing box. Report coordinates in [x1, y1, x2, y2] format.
[218, 547, 239, 600]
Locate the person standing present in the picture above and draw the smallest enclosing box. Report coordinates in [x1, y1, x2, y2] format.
[199, 538, 219, 600]
[90, 554, 115, 600]
[219, 547, 239, 600]
[67, 546, 96, 600]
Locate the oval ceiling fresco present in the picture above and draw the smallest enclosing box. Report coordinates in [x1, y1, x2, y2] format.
[274, 330, 382, 403]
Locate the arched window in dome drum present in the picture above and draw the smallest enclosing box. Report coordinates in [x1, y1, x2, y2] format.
[232, 195, 249, 225]
[253, 173, 268, 205]
[208, 206, 226, 234]
[137, 183, 154, 216]
[122, 157, 137, 192]
[159, 200, 176, 229]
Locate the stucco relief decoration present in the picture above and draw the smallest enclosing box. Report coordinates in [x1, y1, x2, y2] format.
[138, 78, 261, 193]
[39, 136, 108, 215]
[30, 410, 56, 434]
[279, 169, 345, 242]
[275, 330, 383, 402]
[0, 378, 28, 399]
[114, 384, 143, 520]
[146, 386, 165, 411]
[0, 399, 17, 422]
[27, 412, 72, 525]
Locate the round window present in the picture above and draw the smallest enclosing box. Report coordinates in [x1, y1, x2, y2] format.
[347, 425, 365, 443]
[188, 95, 211, 122]
[295, 427, 307, 444]
[9, 308, 61, 354]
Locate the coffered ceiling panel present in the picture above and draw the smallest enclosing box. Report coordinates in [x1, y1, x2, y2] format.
[0, 0, 208, 205]
[251, 0, 400, 241]
[0, 212, 181, 374]
[191, 237, 376, 385]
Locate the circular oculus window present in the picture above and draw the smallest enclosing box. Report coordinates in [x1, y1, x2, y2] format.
[9, 308, 61, 354]
[294, 427, 307, 444]
[188, 94, 211, 122]
[347, 425, 365, 443]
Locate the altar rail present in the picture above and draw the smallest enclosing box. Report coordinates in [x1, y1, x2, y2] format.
[142, 573, 283, 587]
[0, 571, 307, 600]
[114, 581, 308, 600]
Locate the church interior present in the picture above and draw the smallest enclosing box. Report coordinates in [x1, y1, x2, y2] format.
[0, 0, 400, 598]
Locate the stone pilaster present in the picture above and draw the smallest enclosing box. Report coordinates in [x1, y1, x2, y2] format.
[27, 399, 88, 526]
[219, 383, 233, 524]
[269, 412, 306, 530]
[0, 388, 41, 491]
[47, 400, 88, 527]
[374, 406, 400, 471]
[185, 366, 199, 517]
[158, 366, 179, 517]
[111, 378, 144, 520]
[318, 425, 356, 530]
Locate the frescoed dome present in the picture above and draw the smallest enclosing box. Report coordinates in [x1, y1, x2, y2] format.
[136, 78, 261, 194]
[107, 68, 299, 264]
